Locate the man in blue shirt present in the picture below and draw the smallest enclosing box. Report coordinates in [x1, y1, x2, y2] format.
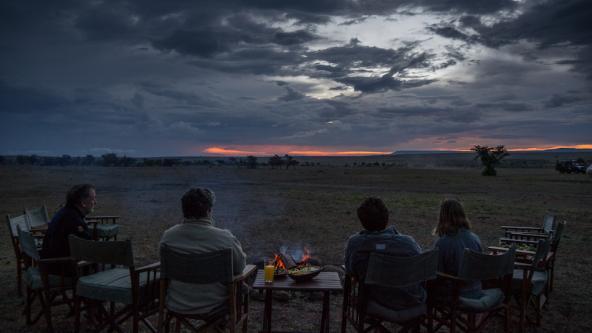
[41, 184, 95, 260]
[344, 197, 424, 309]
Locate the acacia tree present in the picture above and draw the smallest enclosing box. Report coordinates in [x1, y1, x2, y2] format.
[472, 145, 509, 176]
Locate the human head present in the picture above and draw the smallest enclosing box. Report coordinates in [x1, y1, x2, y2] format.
[435, 199, 471, 236]
[182, 188, 216, 219]
[66, 184, 96, 215]
[357, 197, 389, 231]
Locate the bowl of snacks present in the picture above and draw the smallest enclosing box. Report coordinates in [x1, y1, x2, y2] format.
[288, 265, 322, 282]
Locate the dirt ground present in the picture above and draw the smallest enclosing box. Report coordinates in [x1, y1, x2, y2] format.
[1, 164, 591, 332]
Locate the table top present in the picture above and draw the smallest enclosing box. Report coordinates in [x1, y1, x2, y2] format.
[252, 270, 342, 291]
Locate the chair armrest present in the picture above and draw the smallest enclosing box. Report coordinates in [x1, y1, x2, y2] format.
[488, 246, 535, 257]
[499, 238, 538, 245]
[86, 216, 120, 224]
[436, 271, 463, 281]
[233, 264, 257, 283]
[506, 232, 549, 239]
[39, 256, 74, 264]
[135, 261, 161, 273]
[501, 226, 543, 232]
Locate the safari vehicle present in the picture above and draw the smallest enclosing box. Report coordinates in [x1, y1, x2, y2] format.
[555, 159, 588, 174]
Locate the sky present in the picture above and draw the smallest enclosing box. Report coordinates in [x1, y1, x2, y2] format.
[1, 0, 591, 157]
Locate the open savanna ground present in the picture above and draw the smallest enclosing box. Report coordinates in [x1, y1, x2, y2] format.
[0, 164, 591, 332]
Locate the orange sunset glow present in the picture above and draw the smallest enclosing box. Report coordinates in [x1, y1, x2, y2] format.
[202, 144, 592, 156]
[203, 146, 391, 156]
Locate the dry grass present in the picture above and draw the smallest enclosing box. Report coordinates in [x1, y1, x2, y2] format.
[1, 165, 591, 332]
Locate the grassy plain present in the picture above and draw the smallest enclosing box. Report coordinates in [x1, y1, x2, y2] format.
[0, 161, 591, 332]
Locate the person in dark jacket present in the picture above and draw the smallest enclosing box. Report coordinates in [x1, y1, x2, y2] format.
[41, 184, 95, 259]
[344, 197, 424, 309]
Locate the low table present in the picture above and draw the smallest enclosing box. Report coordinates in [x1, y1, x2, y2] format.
[253, 270, 342, 333]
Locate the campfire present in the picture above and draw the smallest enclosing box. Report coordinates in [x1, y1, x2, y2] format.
[271, 248, 322, 281]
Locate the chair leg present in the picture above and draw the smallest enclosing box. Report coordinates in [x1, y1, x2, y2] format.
[40, 290, 54, 333]
[16, 260, 23, 297]
[132, 304, 139, 333]
[74, 296, 81, 333]
[25, 288, 32, 325]
[504, 305, 511, 333]
[174, 317, 181, 333]
[449, 309, 456, 333]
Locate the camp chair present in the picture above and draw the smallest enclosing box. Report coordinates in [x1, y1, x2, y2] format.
[85, 215, 120, 241]
[491, 239, 550, 332]
[24, 205, 50, 232]
[499, 221, 565, 293]
[430, 248, 516, 333]
[18, 227, 76, 333]
[68, 235, 160, 333]
[341, 250, 438, 333]
[6, 213, 30, 296]
[158, 245, 257, 333]
[500, 214, 555, 241]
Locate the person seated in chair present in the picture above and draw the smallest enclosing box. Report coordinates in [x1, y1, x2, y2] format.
[344, 197, 424, 309]
[160, 188, 247, 315]
[433, 198, 483, 297]
[41, 184, 94, 259]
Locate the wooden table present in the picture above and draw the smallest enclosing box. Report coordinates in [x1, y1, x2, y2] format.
[252, 270, 342, 333]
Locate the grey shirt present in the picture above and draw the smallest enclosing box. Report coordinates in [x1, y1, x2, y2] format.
[344, 226, 425, 309]
[160, 217, 246, 314]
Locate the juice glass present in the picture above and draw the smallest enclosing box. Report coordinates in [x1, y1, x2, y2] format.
[264, 259, 275, 284]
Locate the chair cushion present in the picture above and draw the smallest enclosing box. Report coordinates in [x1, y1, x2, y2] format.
[77, 268, 159, 304]
[512, 269, 548, 296]
[95, 224, 120, 238]
[366, 301, 426, 323]
[24, 267, 74, 290]
[458, 288, 504, 312]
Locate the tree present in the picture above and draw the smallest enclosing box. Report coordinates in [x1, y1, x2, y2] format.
[246, 155, 257, 169]
[472, 145, 509, 176]
[284, 154, 299, 169]
[268, 155, 284, 169]
[102, 153, 119, 166]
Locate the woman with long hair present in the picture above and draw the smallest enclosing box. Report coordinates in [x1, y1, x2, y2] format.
[433, 199, 482, 295]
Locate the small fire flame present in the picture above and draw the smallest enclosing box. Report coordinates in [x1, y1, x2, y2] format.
[274, 254, 286, 270]
[300, 247, 311, 264]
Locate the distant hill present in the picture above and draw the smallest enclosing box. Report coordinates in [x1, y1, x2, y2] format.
[393, 148, 592, 155]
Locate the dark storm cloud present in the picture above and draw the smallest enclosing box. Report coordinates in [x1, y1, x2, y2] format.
[544, 94, 583, 108]
[0, 82, 67, 114]
[278, 87, 306, 101]
[474, 102, 533, 112]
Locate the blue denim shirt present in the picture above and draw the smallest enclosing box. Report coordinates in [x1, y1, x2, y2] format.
[344, 226, 425, 309]
[433, 228, 483, 295]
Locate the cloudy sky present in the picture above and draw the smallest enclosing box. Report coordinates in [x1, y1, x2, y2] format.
[1, 0, 591, 156]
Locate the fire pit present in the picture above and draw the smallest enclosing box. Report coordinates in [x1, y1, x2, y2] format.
[272, 248, 322, 282]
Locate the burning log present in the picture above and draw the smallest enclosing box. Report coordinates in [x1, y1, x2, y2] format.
[276, 251, 298, 269]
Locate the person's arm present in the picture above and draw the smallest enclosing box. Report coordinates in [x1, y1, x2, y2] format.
[231, 236, 246, 275]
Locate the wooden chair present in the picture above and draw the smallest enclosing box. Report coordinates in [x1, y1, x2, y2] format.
[85, 215, 120, 241]
[341, 250, 439, 333]
[158, 245, 257, 333]
[491, 240, 550, 332]
[6, 213, 30, 296]
[68, 235, 160, 333]
[24, 205, 50, 231]
[17, 227, 76, 333]
[499, 221, 565, 293]
[501, 214, 555, 237]
[430, 248, 516, 333]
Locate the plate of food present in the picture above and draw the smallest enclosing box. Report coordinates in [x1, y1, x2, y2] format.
[288, 265, 322, 282]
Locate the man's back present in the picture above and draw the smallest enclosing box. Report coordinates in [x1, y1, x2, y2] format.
[160, 218, 246, 314]
[41, 205, 91, 259]
[345, 226, 424, 309]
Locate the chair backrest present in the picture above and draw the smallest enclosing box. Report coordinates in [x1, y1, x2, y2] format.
[24, 205, 49, 228]
[6, 214, 29, 238]
[542, 214, 555, 233]
[551, 221, 566, 251]
[68, 235, 134, 267]
[160, 244, 233, 284]
[458, 247, 515, 281]
[532, 239, 550, 268]
[17, 226, 40, 261]
[366, 250, 438, 288]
